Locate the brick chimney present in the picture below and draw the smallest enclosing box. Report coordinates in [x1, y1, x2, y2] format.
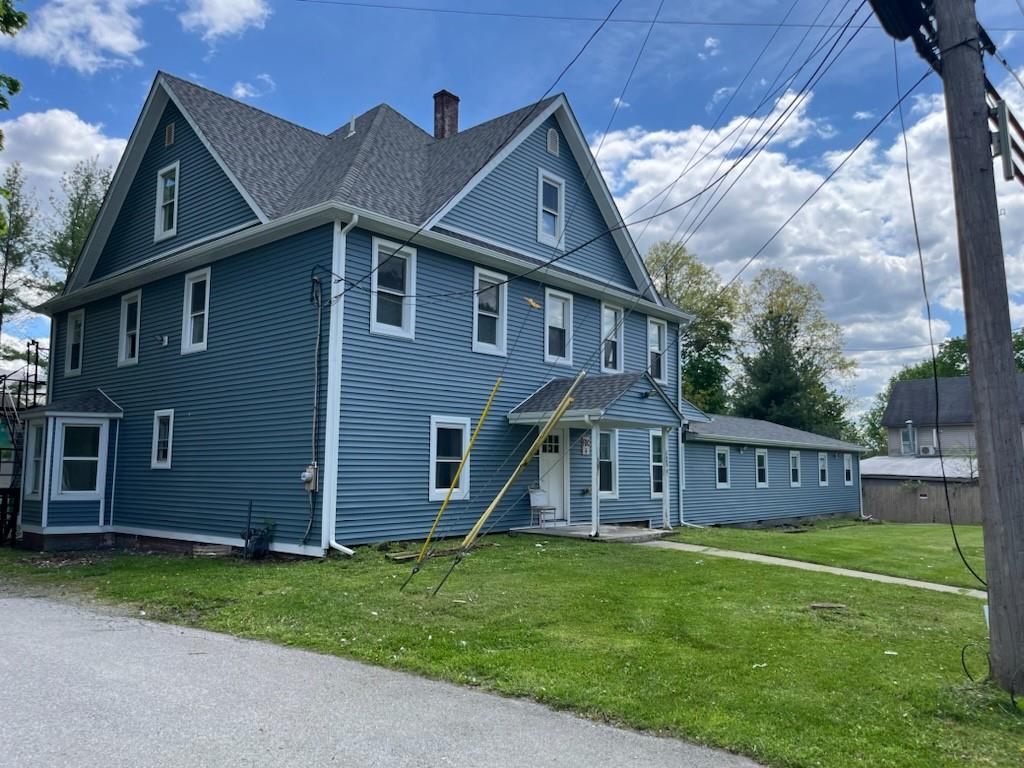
[433, 89, 459, 139]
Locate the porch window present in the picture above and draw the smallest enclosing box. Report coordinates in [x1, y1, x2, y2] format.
[545, 289, 572, 364]
[844, 453, 853, 486]
[119, 290, 141, 366]
[155, 161, 179, 240]
[755, 448, 768, 488]
[371, 238, 416, 338]
[181, 268, 210, 354]
[65, 309, 84, 377]
[818, 452, 829, 486]
[715, 445, 730, 489]
[473, 267, 506, 355]
[900, 424, 917, 455]
[429, 415, 470, 502]
[790, 450, 801, 487]
[647, 318, 667, 383]
[598, 430, 617, 497]
[58, 424, 101, 495]
[649, 430, 664, 498]
[601, 304, 623, 373]
[537, 171, 564, 248]
[151, 409, 174, 469]
[25, 421, 44, 499]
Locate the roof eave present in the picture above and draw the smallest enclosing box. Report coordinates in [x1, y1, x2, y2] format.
[687, 433, 864, 452]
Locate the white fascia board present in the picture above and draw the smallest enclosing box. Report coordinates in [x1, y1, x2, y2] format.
[686, 434, 864, 452]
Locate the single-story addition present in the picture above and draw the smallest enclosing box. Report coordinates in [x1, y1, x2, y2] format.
[859, 455, 980, 524]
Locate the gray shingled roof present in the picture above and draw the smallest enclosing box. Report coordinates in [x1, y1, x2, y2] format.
[512, 373, 645, 415]
[21, 389, 122, 418]
[881, 375, 1024, 427]
[689, 414, 862, 451]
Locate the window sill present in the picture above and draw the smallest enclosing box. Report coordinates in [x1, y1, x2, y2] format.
[154, 229, 177, 243]
[650, 492, 663, 500]
[472, 343, 506, 357]
[715, 484, 730, 490]
[52, 491, 102, 502]
[428, 489, 468, 503]
[598, 491, 618, 500]
[369, 325, 415, 341]
[756, 483, 769, 489]
[117, 358, 139, 368]
[599, 365, 623, 375]
[150, 464, 172, 470]
[544, 355, 573, 366]
[180, 343, 207, 355]
[790, 482, 801, 488]
[65, 369, 82, 378]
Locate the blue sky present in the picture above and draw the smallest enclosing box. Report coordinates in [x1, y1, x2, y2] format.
[2, 0, 1023, 409]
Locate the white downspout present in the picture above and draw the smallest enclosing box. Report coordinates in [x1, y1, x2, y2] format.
[588, 417, 600, 537]
[323, 215, 358, 556]
[662, 426, 671, 530]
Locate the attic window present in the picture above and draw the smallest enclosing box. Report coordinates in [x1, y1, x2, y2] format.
[546, 127, 559, 156]
[165, 122, 175, 146]
[155, 162, 179, 241]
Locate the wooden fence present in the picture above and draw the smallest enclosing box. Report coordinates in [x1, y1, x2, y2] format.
[862, 477, 982, 524]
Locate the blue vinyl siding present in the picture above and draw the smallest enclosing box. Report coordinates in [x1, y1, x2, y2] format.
[336, 227, 678, 544]
[682, 442, 860, 525]
[92, 101, 258, 282]
[440, 116, 638, 290]
[52, 225, 333, 547]
[47, 499, 101, 527]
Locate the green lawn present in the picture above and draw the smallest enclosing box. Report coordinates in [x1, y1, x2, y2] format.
[0, 537, 1017, 768]
[668, 521, 986, 590]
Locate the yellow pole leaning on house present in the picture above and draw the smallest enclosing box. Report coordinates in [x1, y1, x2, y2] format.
[459, 370, 585, 551]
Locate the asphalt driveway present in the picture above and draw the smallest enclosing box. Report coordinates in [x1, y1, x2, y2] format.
[0, 596, 759, 767]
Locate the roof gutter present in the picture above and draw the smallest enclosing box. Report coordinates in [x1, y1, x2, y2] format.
[686, 434, 865, 453]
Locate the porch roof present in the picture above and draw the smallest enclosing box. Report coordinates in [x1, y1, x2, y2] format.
[20, 389, 123, 419]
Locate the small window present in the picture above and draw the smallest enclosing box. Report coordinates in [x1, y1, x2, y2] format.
[546, 126, 559, 156]
[370, 238, 416, 338]
[715, 445, 730, 489]
[151, 409, 174, 469]
[598, 430, 617, 498]
[648, 318, 667, 383]
[25, 421, 44, 499]
[790, 450, 801, 487]
[818, 452, 829, 486]
[544, 289, 572, 364]
[65, 309, 84, 377]
[118, 290, 141, 366]
[181, 268, 210, 354]
[900, 424, 917, 456]
[844, 454, 853, 486]
[55, 422, 103, 497]
[755, 448, 768, 488]
[537, 171, 565, 248]
[601, 304, 624, 373]
[429, 416, 470, 502]
[473, 267, 507, 355]
[155, 161, 179, 241]
[650, 430, 664, 499]
[164, 122, 175, 146]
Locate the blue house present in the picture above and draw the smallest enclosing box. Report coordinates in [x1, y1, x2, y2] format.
[17, 74, 860, 555]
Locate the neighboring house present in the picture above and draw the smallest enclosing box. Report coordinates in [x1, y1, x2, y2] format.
[17, 74, 863, 555]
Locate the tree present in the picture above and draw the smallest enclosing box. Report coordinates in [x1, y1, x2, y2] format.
[732, 268, 854, 438]
[35, 157, 110, 298]
[0, 0, 29, 151]
[0, 162, 37, 344]
[644, 241, 739, 413]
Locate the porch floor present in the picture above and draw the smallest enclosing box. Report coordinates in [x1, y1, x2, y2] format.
[513, 524, 668, 544]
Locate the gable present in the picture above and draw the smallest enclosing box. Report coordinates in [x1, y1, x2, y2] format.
[90, 100, 260, 283]
[438, 115, 639, 291]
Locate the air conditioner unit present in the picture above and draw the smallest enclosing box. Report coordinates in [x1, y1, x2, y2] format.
[919, 446, 937, 457]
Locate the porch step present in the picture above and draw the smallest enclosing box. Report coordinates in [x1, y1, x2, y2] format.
[514, 524, 668, 544]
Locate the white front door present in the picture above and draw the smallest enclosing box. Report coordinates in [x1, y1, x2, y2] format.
[538, 430, 567, 524]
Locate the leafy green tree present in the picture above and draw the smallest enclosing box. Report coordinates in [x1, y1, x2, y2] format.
[645, 241, 739, 413]
[0, 0, 28, 152]
[0, 162, 37, 344]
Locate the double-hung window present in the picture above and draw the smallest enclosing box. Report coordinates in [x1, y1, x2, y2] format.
[900, 424, 917, 455]
[429, 416, 470, 501]
[119, 291, 141, 366]
[155, 161, 179, 241]
[182, 268, 210, 354]
[789, 450, 801, 487]
[818, 452, 829, 486]
[53, 420, 106, 499]
[649, 430, 664, 499]
[151, 409, 174, 469]
[25, 421, 44, 499]
[473, 267, 506, 355]
[601, 304, 623, 373]
[755, 448, 769, 488]
[715, 445, 730, 489]
[537, 171, 565, 248]
[544, 289, 572, 364]
[65, 309, 84, 377]
[844, 454, 853, 486]
[598, 430, 617, 498]
[370, 238, 416, 338]
[647, 318, 667, 383]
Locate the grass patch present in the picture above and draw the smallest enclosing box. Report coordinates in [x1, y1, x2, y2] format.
[0, 537, 1018, 767]
[668, 521, 986, 590]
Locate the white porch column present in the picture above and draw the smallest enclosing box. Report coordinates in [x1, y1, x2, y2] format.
[590, 423, 600, 537]
[662, 426, 671, 530]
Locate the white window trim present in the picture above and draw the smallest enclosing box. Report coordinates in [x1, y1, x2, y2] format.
[900, 425, 917, 456]
[544, 288, 573, 365]
[154, 160, 180, 242]
[598, 429, 618, 499]
[369, 237, 417, 339]
[151, 409, 174, 469]
[118, 290, 141, 367]
[65, 309, 84, 377]
[24, 420, 44, 501]
[649, 429, 664, 500]
[50, 417, 108, 502]
[789, 450, 801, 488]
[647, 317, 668, 384]
[755, 447, 769, 489]
[471, 266, 507, 356]
[600, 302, 624, 374]
[844, 453, 854, 486]
[818, 452, 829, 487]
[536, 169, 566, 249]
[429, 415, 470, 502]
[181, 267, 211, 354]
[715, 445, 731, 490]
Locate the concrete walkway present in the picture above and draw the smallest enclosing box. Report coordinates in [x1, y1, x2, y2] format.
[0, 596, 760, 768]
[640, 540, 987, 600]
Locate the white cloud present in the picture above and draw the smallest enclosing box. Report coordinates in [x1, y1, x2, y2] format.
[0, 0, 147, 73]
[706, 86, 735, 112]
[612, 96, 631, 110]
[231, 73, 275, 100]
[698, 36, 721, 61]
[180, 0, 271, 41]
[852, 110, 875, 120]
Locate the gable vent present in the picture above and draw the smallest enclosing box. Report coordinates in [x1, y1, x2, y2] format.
[164, 122, 175, 147]
[546, 127, 559, 156]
